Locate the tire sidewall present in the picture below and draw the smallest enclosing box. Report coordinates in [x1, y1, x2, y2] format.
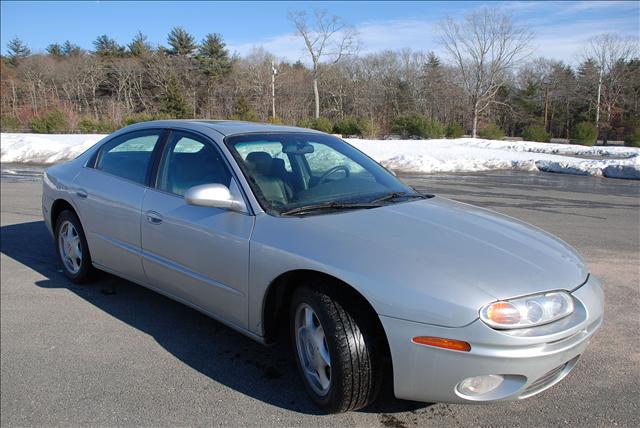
[290, 286, 360, 411]
[54, 210, 92, 283]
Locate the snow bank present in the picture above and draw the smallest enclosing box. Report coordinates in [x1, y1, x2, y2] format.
[447, 137, 639, 158]
[345, 138, 640, 180]
[0, 133, 105, 163]
[1, 133, 639, 180]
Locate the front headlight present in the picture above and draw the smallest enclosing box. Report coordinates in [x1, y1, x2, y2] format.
[480, 291, 574, 329]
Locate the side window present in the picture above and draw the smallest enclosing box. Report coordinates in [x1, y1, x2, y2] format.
[157, 133, 231, 197]
[95, 132, 161, 185]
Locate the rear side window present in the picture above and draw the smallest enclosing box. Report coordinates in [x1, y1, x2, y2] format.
[95, 131, 162, 185]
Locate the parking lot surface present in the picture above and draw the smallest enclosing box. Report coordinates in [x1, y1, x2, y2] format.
[1, 171, 638, 427]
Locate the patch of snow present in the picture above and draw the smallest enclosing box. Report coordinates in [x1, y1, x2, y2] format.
[345, 138, 640, 180]
[449, 138, 639, 158]
[1, 133, 639, 180]
[0, 133, 105, 163]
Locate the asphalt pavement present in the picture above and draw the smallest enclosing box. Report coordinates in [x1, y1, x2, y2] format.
[1, 170, 638, 427]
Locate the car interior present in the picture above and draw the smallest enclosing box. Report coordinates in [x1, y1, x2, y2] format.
[97, 151, 153, 185]
[245, 151, 294, 205]
[161, 143, 231, 196]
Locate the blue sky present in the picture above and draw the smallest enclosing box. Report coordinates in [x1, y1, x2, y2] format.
[1, 1, 638, 63]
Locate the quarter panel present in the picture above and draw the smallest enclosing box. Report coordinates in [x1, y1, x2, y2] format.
[72, 167, 147, 283]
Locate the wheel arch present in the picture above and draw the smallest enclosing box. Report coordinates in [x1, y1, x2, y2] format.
[50, 198, 78, 229]
[262, 270, 391, 357]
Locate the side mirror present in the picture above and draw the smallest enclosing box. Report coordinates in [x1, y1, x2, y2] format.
[185, 183, 245, 212]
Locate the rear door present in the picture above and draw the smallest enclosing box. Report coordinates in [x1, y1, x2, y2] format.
[73, 129, 165, 284]
[140, 131, 253, 329]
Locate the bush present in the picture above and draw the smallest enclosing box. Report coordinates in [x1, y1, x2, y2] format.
[572, 121, 597, 146]
[230, 111, 259, 122]
[391, 113, 445, 139]
[333, 117, 361, 136]
[624, 122, 640, 147]
[122, 113, 172, 126]
[522, 124, 550, 142]
[78, 116, 116, 133]
[478, 123, 504, 140]
[266, 116, 282, 125]
[29, 109, 68, 133]
[332, 117, 378, 137]
[0, 116, 21, 132]
[359, 118, 379, 138]
[445, 122, 464, 138]
[298, 117, 333, 133]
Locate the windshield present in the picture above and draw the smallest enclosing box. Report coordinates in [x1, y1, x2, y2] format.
[225, 132, 419, 216]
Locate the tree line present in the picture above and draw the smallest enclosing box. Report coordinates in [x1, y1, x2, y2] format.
[1, 9, 638, 145]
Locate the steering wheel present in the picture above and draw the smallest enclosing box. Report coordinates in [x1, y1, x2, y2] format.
[317, 165, 350, 185]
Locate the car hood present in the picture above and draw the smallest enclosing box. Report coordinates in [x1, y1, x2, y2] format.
[253, 197, 588, 327]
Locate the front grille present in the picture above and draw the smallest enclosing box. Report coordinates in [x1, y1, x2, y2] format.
[520, 356, 579, 398]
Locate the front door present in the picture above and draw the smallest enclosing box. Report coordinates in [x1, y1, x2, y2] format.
[140, 131, 253, 329]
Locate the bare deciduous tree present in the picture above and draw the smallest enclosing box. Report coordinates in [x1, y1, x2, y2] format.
[440, 9, 533, 137]
[289, 9, 357, 119]
[584, 33, 639, 144]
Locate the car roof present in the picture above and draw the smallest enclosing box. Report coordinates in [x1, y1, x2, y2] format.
[128, 119, 323, 137]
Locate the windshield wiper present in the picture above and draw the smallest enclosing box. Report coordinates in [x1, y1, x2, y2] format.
[369, 191, 429, 204]
[281, 201, 381, 216]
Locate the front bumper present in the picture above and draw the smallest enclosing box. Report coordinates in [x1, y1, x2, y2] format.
[381, 274, 604, 403]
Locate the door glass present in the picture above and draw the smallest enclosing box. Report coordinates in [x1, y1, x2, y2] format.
[158, 134, 231, 196]
[96, 133, 161, 184]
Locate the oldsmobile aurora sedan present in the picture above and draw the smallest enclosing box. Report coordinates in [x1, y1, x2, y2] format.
[42, 120, 603, 413]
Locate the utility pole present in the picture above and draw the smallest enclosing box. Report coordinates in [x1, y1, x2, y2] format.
[594, 67, 602, 146]
[271, 61, 277, 119]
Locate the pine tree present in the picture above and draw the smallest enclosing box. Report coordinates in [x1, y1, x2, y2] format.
[93, 34, 125, 57]
[46, 43, 64, 58]
[576, 58, 600, 121]
[62, 40, 82, 57]
[128, 31, 152, 57]
[6, 37, 31, 66]
[167, 26, 197, 56]
[234, 94, 251, 117]
[160, 78, 190, 118]
[232, 95, 258, 121]
[426, 51, 441, 68]
[198, 33, 232, 77]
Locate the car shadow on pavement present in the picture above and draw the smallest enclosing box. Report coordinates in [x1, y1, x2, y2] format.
[0, 220, 429, 415]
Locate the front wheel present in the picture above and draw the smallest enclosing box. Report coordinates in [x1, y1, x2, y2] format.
[290, 285, 381, 413]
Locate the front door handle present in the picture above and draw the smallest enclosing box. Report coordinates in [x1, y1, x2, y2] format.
[75, 189, 88, 198]
[145, 211, 163, 224]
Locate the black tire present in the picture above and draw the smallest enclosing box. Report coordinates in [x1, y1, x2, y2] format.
[54, 210, 93, 284]
[290, 284, 381, 413]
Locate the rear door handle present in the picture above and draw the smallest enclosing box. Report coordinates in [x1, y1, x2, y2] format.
[75, 189, 88, 198]
[145, 211, 163, 224]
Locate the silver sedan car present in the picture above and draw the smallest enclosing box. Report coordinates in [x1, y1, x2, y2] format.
[42, 120, 603, 413]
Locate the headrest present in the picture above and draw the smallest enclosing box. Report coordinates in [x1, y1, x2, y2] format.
[246, 151, 273, 175]
[271, 157, 286, 173]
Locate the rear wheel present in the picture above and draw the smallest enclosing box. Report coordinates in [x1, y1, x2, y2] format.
[290, 285, 381, 413]
[55, 210, 93, 283]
